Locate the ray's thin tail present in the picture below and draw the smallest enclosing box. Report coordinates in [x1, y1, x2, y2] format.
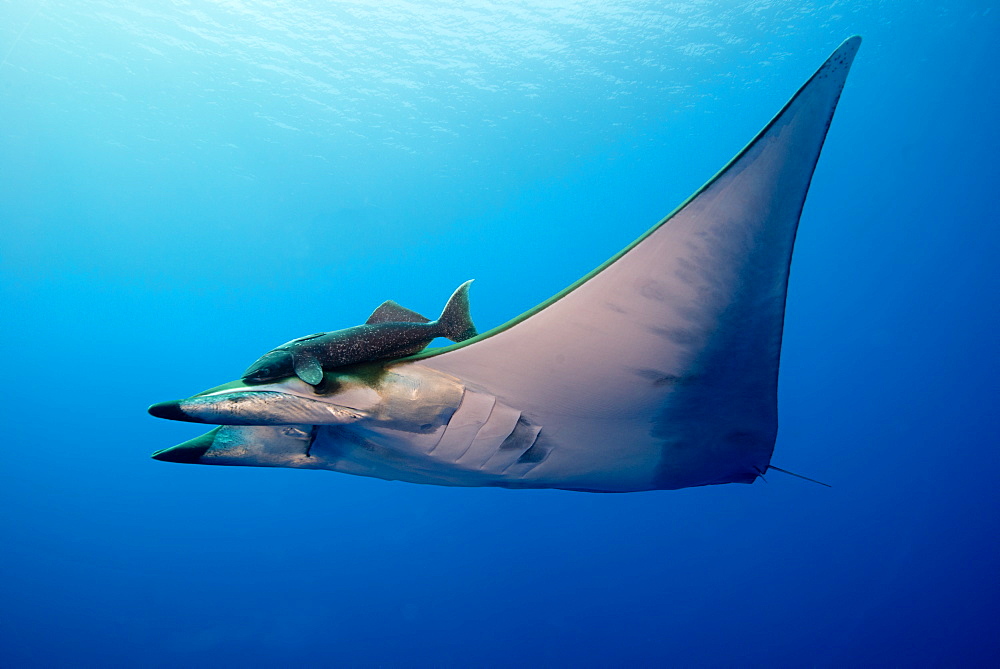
[437, 280, 478, 342]
[768, 465, 831, 487]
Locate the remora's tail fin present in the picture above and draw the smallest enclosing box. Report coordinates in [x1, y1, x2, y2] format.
[436, 280, 478, 342]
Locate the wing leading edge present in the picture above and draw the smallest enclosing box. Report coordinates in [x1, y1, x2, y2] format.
[410, 37, 862, 491]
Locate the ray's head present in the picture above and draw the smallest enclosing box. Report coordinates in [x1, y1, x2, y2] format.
[242, 350, 294, 385]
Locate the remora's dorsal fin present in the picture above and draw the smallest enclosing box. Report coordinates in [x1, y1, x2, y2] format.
[366, 301, 431, 325]
[436, 280, 477, 342]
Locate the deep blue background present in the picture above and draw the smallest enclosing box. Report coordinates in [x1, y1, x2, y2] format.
[2, 2, 997, 666]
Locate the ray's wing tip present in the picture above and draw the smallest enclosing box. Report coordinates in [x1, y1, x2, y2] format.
[802, 36, 861, 99]
[830, 35, 863, 66]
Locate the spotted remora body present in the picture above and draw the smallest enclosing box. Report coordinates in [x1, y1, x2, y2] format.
[242, 280, 478, 387]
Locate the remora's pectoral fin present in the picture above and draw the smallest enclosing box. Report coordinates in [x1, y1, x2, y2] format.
[292, 353, 324, 385]
[366, 301, 431, 324]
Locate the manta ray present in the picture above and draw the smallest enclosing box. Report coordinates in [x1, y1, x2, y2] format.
[148, 37, 861, 493]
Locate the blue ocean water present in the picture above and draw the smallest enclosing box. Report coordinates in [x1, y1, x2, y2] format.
[1, 1, 997, 666]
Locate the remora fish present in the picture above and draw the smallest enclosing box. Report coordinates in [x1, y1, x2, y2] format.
[242, 280, 477, 386]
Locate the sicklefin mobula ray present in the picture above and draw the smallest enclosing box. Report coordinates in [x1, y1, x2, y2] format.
[149, 37, 861, 493]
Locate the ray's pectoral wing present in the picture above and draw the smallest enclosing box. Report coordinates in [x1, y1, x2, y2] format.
[411, 37, 861, 490]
